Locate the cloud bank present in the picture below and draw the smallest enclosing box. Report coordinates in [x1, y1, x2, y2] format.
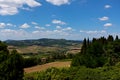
[0, 0, 41, 15]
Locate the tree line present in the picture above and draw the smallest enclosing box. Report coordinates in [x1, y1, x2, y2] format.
[24, 50, 74, 68]
[72, 35, 120, 68]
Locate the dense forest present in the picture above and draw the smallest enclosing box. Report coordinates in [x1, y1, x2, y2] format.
[1, 35, 120, 80]
[72, 35, 120, 67]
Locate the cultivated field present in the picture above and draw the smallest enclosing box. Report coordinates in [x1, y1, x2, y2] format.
[8, 45, 81, 55]
[24, 61, 71, 73]
[8, 45, 61, 54]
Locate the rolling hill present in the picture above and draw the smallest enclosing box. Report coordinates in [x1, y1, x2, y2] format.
[5, 38, 82, 54]
[5, 38, 82, 47]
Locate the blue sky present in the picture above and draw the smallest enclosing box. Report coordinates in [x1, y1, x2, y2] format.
[0, 0, 120, 40]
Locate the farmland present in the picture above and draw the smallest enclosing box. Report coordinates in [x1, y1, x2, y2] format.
[6, 38, 82, 55]
[24, 61, 71, 73]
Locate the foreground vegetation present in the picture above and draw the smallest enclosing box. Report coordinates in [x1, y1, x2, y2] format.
[24, 65, 120, 80]
[24, 35, 120, 80]
[1, 35, 120, 80]
[0, 41, 24, 80]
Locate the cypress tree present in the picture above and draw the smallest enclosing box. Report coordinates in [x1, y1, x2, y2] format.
[107, 35, 114, 42]
[115, 35, 119, 41]
[81, 38, 87, 54]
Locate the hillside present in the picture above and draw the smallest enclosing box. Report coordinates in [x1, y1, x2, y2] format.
[5, 38, 82, 47]
[5, 38, 82, 54]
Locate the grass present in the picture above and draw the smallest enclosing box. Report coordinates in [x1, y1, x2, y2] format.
[56, 59, 72, 62]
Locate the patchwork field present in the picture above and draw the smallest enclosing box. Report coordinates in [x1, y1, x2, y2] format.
[6, 38, 82, 55]
[8, 45, 81, 55]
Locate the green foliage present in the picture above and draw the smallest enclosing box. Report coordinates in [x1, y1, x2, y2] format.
[0, 42, 9, 63]
[23, 35, 120, 80]
[0, 41, 9, 53]
[107, 35, 114, 42]
[0, 41, 24, 80]
[24, 57, 41, 68]
[23, 49, 69, 68]
[0, 52, 24, 80]
[115, 35, 119, 41]
[24, 65, 120, 80]
[72, 35, 120, 68]
[81, 38, 87, 54]
[24, 67, 71, 80]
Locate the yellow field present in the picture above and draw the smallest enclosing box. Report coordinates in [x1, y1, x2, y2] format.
[24, 61, 71, 73]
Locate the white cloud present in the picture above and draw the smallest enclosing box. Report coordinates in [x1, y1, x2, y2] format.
[0, 23, 76, 40]
[55, 26, 73, 32]
[1, 28, 118, 41]
[0, 28, 73, 40]
[6, 23, 14, 26]
[63, 27, 73, 31]
[20, 23, 30, 29]
[1, 29, 16, 33]
[45, 24, 51, 27]
[53, 29, 70, 36]
[0, 7, 18, 15]
[31, 22, 38, 25]
[53, 29, 62, 33]
[35, 26, 40, 29]
[0, 29, 30, 40]
[25, 0, 42, 7]
[0, 23, 6, 28]
[80, 30, 107, 34]
[104, 23, 112, 27]
[104, 5, 111, 9]
[56, 26, 61, 29]
[21, 7, 31, 11]
[32, 29, 72, 39]
[52, 19, 66, 25]
[52, 27, 74, 36]
[46, 0, 70, 6]
[35, 26, 45, 30]
[98, 16, 109, 21]
[0, 0, 41, 15]
[32, 30, 40, 34]
[0, 22, 15, 28]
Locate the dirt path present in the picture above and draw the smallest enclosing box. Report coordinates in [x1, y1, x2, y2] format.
[24, 61, 71, 73]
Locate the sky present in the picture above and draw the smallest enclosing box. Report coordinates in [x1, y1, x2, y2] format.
[0, 0, 120, 40]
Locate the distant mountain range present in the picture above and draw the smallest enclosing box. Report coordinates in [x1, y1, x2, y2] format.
[5, 38, 82, 47]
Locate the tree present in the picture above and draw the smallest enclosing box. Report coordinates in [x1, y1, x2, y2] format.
[115, 35, 119, 41]
[107, 35, 114, 42]
[81, 38, 87, 54]
[71, 36, 119, 68]
[0, 41, 24, 80]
